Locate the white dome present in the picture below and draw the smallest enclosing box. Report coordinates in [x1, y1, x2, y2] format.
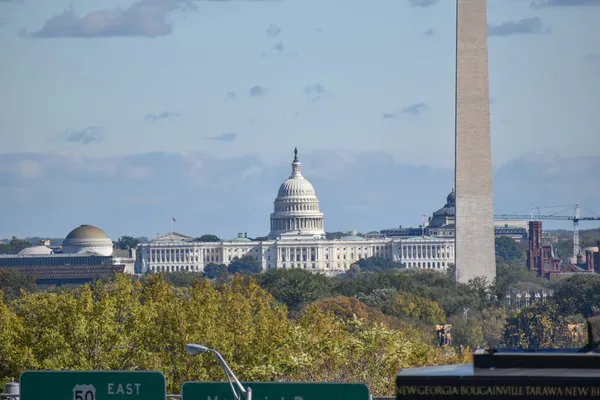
[277, 177, 317, 198]
[18, 245, 54, 256]
[269, 148, 325, 239]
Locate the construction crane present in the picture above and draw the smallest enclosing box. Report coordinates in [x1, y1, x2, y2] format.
[495, 204, 600, 258]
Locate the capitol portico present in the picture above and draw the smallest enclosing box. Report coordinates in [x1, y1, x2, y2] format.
[137, 149, 456, 275]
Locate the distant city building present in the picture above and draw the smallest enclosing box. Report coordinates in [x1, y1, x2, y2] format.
[137, 149, 456, 275]
[0, 225, 135, 285]
[380, 190, 527, 244]
[527, 220, 600, 279]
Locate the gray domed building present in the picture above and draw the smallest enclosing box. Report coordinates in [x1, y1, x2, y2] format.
[0, 224, 135, 285]
[62, 224, 114, 256]
[429, 189, 456, 229]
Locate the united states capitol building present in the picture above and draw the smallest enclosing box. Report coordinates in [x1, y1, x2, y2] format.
[137, 149, 456, 275]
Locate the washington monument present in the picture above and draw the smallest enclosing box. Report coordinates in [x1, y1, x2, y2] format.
[455, 0, 496, 283]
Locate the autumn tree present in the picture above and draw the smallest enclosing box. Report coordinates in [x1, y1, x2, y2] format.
[0, 273, 476, 396]
[312, 296, 400, 328]
[502, 302, 581, 350]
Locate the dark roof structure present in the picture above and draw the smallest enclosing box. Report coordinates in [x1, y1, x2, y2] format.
[0, 264, 125, 285]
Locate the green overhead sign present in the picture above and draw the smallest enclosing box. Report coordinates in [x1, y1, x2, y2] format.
[182, 382, 371, 400]
[19, 371, 166, 400]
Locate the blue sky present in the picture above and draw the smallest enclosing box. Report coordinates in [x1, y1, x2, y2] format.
[0, 0, 598, 239]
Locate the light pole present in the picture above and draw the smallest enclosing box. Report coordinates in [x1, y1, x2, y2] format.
[185, 344, 252, 400]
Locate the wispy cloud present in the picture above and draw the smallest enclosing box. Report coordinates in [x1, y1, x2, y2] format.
[206, 132, 237, 142]
[225, 91, 236, 100]
[265, 22, 281, 37]
[409, 0, 440, 7]
[424, 28, 434, 36]
[585, 53, 600, 63]
[249, 86, 266, 97]
[304, 83, 327, 102]
[145, 111, 180, 122]
[401, 103, 428, 116]
[381, 113, 397, 120]
[271, 42, 284, 53]
[260, 41, 286, 58]
[531, 0, 600, 8]
[65, 127, 103, 145]
[488, 17, 544, 36]
[28, 0, 195, 38]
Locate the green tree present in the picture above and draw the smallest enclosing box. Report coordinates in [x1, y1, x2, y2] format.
[479, 308, 508, 348]
[552, 274, 600, 317]
[0, 237, 30, 255]
[227, 255, 261, 275]
[115, 236, 139, 250]
[495, 237, 525, 264]
[202, 263, 228, 279]
[555, 239, 573, 259]
[354, 257, 405, 273]
[448, 314, 485, 349]
[0, 270, 36, 302]
[256, 268, 331, 313]
[194, 234, 221, 242]
[493, 262, 547, 302]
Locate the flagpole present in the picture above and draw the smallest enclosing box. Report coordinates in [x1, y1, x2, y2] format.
[171, 219, 174, 233]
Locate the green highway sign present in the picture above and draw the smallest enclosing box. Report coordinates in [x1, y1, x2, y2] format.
[182, 382, 371, 400]
[20, 371, 166, 400]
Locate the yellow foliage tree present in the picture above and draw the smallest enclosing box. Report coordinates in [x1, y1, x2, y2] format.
[0, 275, 469, 396]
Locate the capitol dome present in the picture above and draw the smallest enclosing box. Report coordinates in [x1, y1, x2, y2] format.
[62, 224, 114, 256]
[18, 245, 54, 256]
[269, 148, 325, 239]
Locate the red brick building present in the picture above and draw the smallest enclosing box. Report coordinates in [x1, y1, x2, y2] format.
[527, 221, 599, 279]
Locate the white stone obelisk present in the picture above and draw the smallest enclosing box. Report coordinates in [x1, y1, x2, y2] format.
[455, 0, 496, 283]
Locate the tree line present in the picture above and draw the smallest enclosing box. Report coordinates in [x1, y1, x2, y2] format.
[0, 275, 469, 395]
[1, 235, 598, 393]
